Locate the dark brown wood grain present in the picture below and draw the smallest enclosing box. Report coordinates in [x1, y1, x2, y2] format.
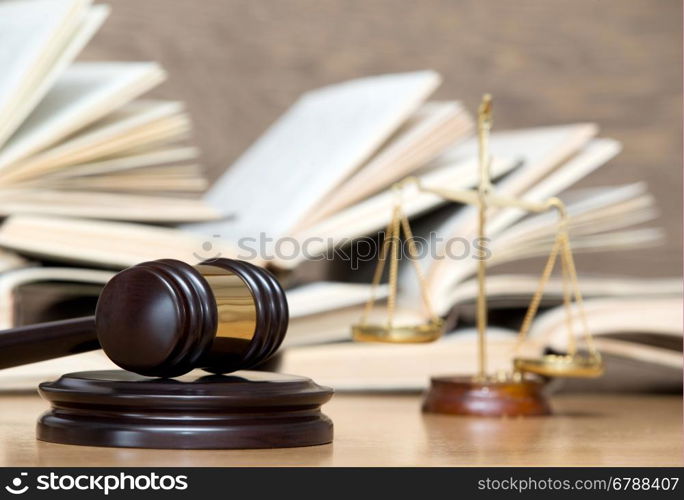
[422, 375, 552, 416]
[37, 369, 334, 449]
[0, 316, 97, 370]
[79, 0, 683, 279]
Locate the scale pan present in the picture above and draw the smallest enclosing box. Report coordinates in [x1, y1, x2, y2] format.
[514, 353, 604, 378]
[352, 319, 444, 343]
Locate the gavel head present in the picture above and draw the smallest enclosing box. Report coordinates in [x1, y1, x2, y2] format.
[95, 258, 288, 378]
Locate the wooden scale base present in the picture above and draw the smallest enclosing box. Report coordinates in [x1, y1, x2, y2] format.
[422, 376, 551, 417]
[37, 370, 334, 449]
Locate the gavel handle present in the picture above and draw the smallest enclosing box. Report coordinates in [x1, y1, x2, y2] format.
[0, 316, 98, 370]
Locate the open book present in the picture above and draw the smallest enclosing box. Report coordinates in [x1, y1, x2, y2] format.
[0, 3, 655, 273]
[0, 123, 658, 270]
[0, 0, 677, 393]
[0, 0, 212, 222]
[280, 294, 683, 392]
[0, 110, 665, 334]
[0, 68, 477, 266]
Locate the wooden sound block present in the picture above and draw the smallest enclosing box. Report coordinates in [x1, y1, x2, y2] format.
[422, 375, 551, 417]
[37, 370, 333, 449]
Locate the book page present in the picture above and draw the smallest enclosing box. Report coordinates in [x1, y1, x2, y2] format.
[286, 281, 388, 318]
[426, 124, 598, 242]
[425, 138, 622, 299]
[3, 100, 188, 181]
[447, 274, 682, 309]
[0, 3, 108, 149]
[0, 248, 27, 274]
[276, 155, 518, 270]
[493, 183, 653, 244]
[304, 101, 473, 223]
[0, 214, 242, 268]
[592, 338, 682, 369]
[0, 190, 217, 222]
[284, 306, 422, 348]
[485, 182, 658, 266]
[486, 138, 621, 236]
[187, 71, 441, 244]
[0, 0, 92, 145]
[533, 297, 684, 365]
[36, 146, 199, 178]
[416, 124, 601, 306]
[0, 62, 166, 171]
[27, 165, 207, 193]
[281, 328, 520, 391]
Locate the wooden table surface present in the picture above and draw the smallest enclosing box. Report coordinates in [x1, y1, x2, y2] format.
[0, 392, 681, 467]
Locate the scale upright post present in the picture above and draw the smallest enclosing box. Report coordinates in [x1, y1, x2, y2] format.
[475, 94, 492, 380]
[421, 95, 552, 417]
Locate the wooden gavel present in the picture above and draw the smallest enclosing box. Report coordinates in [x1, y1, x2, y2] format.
[0, 258, 288, 377]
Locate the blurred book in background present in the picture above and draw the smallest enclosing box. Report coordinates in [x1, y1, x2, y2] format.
[0, 0, 213, 223]
[0, 0, 680, 392]
[281, 294, 683, 393]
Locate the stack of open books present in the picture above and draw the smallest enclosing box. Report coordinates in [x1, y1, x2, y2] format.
[0, 0, 680, 392]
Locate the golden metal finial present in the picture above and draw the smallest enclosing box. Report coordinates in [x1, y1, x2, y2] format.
[478, 93, 493, 128]
[477, 94, 493, 193]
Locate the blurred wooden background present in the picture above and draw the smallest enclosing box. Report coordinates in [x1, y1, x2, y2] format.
[81, 0, 682, 277]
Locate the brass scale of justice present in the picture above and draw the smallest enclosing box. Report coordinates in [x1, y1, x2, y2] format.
[352, 95, 604, 416]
